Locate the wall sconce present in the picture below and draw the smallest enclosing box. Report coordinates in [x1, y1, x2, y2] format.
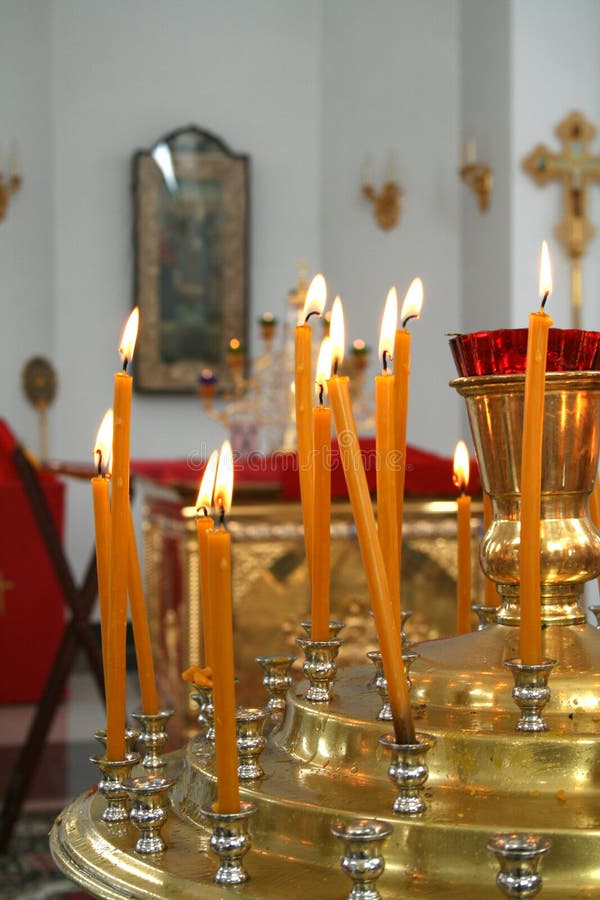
[361, 156, 402, 230]
[0, 144, 22, 221]
[459, 139, 492, 212]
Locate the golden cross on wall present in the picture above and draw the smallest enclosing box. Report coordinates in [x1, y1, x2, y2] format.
[523, 110, 600, 327]
[0, 569, 14, 616]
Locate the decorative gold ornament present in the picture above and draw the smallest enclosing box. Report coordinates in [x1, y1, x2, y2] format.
[522, 110, 600, 327]
[0, 145, 22, 221]
[21, 356, 57, 461]
[362, 180, 402, 230]
[459, 161, 493, 212]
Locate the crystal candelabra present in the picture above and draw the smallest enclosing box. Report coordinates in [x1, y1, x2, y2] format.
[197, 267, 375, 455]
[51, 327, 600, 897]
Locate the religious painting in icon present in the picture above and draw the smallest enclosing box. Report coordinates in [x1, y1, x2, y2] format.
[133, 125, 249, 393]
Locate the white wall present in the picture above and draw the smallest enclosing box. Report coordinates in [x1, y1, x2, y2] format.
[0, 1, 53, 450]
[321, 0, 462, 456]
[49, 0, 322, 576]
[511, 0, 600, 330]
[460, 0, 512, 333]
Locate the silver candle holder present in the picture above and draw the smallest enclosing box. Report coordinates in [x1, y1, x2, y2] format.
[255, 654, 296, 714]
[367, 649, 418, 721]
[331, 818, 392, 900]
[201, 800, 257, 885]
[89, 752, 140, 824]
[124, 774, 174, 855]
[190, 684, 215, 742]
[369, 610, 413, 648]
[471, 604, 498, 630]
[131, 708, 174, 770]
[487, 832, 551, 898]
[300, 619, 346, 639]
[379, 732, 435, 816]
[296, 635, 343, 702]
[236, 707, 270, 780]
[504, 658, 556, 733]
[400, 609, 413, 648]
[93, 728, 140, 754]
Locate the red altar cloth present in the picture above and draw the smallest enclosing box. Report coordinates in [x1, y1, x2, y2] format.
[0, 421, 65, 703]
[131, 441, 481, 498]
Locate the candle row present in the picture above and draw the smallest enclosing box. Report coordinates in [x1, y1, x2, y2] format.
[294, 277, 426, 744]
[91, 309, 159, 763]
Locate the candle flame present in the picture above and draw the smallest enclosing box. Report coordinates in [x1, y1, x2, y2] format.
[378, 286, 398, 369]
[214, 440, 234, 517]
[329, 296, 345, 373]
[196, 449, 219, 513]
[119, 307, 140, 366]
[400, 277, 424, 327]
[315, 337, 332, 397]
[302, 273, 327, 322]
[453, 440, 470, 492]
[93, 409, 113, 476]
[539, 240, 552, 303]
[229, 337, 241, 351]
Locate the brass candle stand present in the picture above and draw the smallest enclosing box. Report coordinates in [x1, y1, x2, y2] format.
[51, 364, 600, 896]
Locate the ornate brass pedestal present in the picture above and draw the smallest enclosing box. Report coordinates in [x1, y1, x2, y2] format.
[50, 371, 600, 896]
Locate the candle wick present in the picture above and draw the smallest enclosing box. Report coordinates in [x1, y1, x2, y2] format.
[402, 314, 418, 330]
[540, 291, 549, 310]
[304, 309, 320, 324]
[333, 357, 340, 376]
[318, 382, 324, 405]
[219, 505, 226, 527]
[196, 506, 208, 518]
[122, 356, 129, 372]
[95, 449, 102, 477]
[382, 349, 390, 373]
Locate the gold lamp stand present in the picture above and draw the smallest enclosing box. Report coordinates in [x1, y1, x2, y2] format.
[51, 370, 600, 897]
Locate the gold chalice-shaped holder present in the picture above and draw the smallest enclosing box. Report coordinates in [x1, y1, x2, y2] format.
[51, 330, 600, 897]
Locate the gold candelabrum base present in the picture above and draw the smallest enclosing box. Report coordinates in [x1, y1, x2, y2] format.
[453, 371, 600, 626]
[50, 369, 600, 896]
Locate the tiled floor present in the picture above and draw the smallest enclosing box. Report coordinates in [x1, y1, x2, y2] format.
[0, 668, 143, 899]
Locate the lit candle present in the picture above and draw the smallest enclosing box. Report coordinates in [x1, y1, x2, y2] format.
[311, 337, 332, 642]
[327, 297, 415, 744]
[106, 308, 139, 762]
[454, 440, 472, 635]
[91, 409, 113, 678]
[519, 241, 553, 666]
[207, 440, 240, 813]
[295, 274, 327, 577]
[375, 287, 400, 631]
[196, 450, 218, 667]
[483, 492, 497, 607]
[393, 278, 423, 589]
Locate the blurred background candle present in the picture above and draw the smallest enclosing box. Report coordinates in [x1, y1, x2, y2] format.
[454, 440, 472, 635]
[375, 287, 400, 631]
[295, 274, 326, 579]
[519, 241, 553, 666]
[91, 409, 113, 679]
[393, 278, 423, 589]
[311, 337, 332, 642]
[106, 307, 138, 762]
[208, 441, 240, 814]
[196, 449, 218, 667]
